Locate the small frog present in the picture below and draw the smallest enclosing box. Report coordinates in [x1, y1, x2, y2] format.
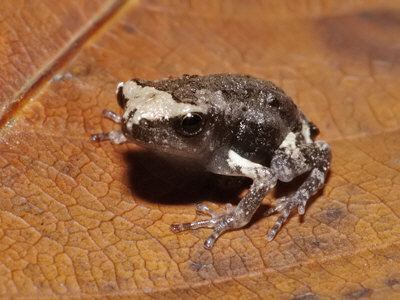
[91, 74, 331, 249]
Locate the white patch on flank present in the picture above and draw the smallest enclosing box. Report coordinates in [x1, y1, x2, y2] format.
[121, 81, 207, 129]
[301, 121, 312, 144]
[227, 150, 264, 179]
[279, 132, 297, 151]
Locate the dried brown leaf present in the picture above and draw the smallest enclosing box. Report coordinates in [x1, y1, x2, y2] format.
[0, 0, 399, 298]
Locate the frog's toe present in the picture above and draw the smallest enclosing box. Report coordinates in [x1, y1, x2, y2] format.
[90, 130, 127, 144]
[170, 203, 240, 249]
[204, 224, 226, 249]
[170, 219, 217, 233]
[102, 109, 123, 123]
[266, 195, 299, 241]
[195, 203, 218, 217]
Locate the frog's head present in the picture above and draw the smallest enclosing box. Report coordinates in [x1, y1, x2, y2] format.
[116, 79, 221, 160]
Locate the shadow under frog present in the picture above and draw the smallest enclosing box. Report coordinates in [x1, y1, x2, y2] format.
[122, 149, 324, 228]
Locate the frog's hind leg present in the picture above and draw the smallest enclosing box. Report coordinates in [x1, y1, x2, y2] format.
[90, 109, 127, 144]
[267, 140, 331, 241]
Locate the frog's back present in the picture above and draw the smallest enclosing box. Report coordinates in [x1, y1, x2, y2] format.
[136, 73, 303, 132]
[133, 74, 306, 164]
[188, 74, 304, 164]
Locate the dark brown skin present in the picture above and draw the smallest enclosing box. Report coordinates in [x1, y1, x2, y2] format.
[125, 74, 303, 165]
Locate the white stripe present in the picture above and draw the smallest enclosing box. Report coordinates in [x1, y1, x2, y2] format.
[227, 150, 264, 179]
[301, 121, 312, 144]
[121, 81, 207, 129]
[279, 132, 297, 150]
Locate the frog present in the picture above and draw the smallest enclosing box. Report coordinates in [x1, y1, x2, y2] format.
[91, 74, 331, 249]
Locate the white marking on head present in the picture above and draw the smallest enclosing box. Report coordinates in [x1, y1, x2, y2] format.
[120, 81, 207, 130]
[301, 121, 312, 144]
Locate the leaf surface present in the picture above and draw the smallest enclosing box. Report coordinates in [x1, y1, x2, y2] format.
[0, 0, 399, 298]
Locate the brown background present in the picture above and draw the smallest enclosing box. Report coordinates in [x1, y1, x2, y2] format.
[0, 0, 399, 298]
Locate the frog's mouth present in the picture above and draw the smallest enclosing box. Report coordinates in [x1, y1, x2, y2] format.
[125, 122, 209, 161]
[125, 121, 173, 150]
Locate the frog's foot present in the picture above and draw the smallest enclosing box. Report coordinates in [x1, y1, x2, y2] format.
[91, 109, 127, 144]
[170, 203, 238, 249]
[265, 194, 302, 241]
[266, 162, 330, 241]
[90, 130, 127, 144]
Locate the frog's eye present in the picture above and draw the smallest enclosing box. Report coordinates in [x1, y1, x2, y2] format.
[179, 112, 204, 136]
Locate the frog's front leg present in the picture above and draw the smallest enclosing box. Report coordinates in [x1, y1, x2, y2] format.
[171, 149, 277, 249]
[267, 140, 331, 240]
[90, 109, 127, 144]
